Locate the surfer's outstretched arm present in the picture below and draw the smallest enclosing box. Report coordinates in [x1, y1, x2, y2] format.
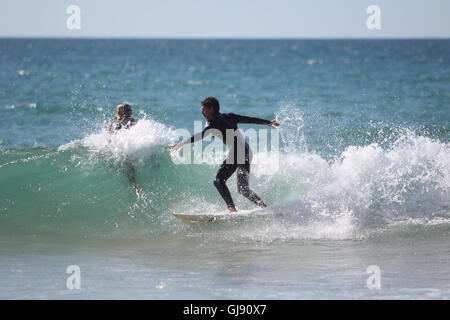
[171, 128, 211, 151]
[171, 133, 197, 151]
[230, 113, 280, 127]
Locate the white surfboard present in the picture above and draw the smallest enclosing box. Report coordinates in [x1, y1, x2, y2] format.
[172, 207, 272, 225]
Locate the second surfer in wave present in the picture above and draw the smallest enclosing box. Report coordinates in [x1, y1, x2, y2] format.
[108, 103, 141, 194]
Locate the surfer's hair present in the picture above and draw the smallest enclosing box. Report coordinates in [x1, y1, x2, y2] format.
[201, 97, 220, 114]
[115, 103, 132, 122]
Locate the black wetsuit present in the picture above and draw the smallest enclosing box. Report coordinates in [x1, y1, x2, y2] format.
[191, 113, 271, 209]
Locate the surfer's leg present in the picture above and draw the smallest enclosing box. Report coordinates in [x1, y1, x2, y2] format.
[125, 158, 141, 195]
[236, 163, 267, 208]
[213, 162, 238, 210]
[125, 158, 136, 184]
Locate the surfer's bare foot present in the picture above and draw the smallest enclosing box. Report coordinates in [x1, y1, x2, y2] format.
[228, 206, 237, 213]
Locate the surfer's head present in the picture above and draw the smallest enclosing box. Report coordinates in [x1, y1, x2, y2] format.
[201, 97, 219, 119]
[115, 103, 132, 122]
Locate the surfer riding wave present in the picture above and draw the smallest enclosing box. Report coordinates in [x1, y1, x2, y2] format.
[172, 97, 280, 212]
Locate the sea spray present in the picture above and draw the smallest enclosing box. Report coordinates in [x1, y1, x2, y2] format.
[59, 118, 178, 165]
[190, 108, 450, 242]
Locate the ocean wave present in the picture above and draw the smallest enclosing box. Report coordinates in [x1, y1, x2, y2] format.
[0, 109, 449, 241]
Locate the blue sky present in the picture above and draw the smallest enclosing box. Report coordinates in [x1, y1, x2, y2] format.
[1, 0, 449, 38]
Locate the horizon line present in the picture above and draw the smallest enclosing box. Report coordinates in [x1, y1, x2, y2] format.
[1, 36, 449, 40]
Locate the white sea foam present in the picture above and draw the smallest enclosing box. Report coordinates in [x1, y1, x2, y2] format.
[196, 108, 450, 242]
[59, 118, 177, 165]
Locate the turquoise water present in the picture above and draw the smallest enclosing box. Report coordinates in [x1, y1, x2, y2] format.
[0, 39, 449, 299]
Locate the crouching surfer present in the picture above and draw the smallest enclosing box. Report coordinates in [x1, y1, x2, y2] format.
[108, 103, 141, 195]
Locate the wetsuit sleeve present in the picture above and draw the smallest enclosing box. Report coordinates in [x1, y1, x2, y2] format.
[189, 124, 213, 143]
[229, 113, 271, 125]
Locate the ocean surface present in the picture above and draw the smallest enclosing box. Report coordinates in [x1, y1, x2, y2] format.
[0, 39, 449, 299]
